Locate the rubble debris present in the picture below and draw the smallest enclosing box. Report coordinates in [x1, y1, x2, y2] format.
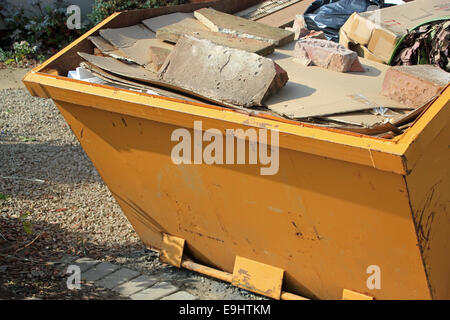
[99, 24, 172, 67]
[80, 61, 204, 103]
[302, 30, 326, 40]
[193, 8, 294, 46]
[158, 36, 288, 108]
[154, 18, 274, 56]
[340, 30, 385, 64]
[294, 39, 364, 72]
[303, 0, 385, 42]
[381, 65, 450, 108]
[235, 0, 304, 21]
[148, 46, 171, 72]
[142, 12, 195, 32]
[285, 14, 309, 40]
[88, 36, 132, 62]
[340, 0, 447, 63]
[254, 0, 316, 28]
[392, 20, 450, 72]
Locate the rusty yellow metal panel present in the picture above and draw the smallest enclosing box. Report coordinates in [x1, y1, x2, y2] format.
[47, 98, 433, 299]
[160, 234, 185, 268]
[405, 121, 450, 299]
[21, 7, 449, 300]
[342, 289, 373, 300]
[232, 256, 284, 299]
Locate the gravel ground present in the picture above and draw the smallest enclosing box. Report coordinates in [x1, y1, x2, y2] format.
[0, 87, 263, 300]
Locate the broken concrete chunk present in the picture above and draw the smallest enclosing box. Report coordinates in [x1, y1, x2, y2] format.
[381, 65, 450, 108]
[293, 14, 306, 30]
[158, 36, 288, 107]
[285, 26, 309, 41]
[294, 39, 364, 72]
[194, 8, 294, 46]
[156, 18, 274, 56]
[148, 46, 171, 72]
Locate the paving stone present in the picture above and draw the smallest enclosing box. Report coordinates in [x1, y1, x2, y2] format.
[113, 274, 159, 296]
[95, 268, 141, 289]
[82, 262, 120, 282]
[58, 255, 77, 265]
[74, 257, 100, 273]
[158, 36, 288, 108]
[148, 46, 171, 72]
[161, 291, 198, 300]
[130, 282, 179, 300]
[294, 38, 364, 73]
[194, 8, 294, 46]
[155, 18, 274, 56]
[381, 65, 450, 108]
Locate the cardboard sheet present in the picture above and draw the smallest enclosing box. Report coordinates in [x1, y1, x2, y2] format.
[79, 61, 203, 103]
[341, 0, 450, 63]
[264, 42, 413, 119]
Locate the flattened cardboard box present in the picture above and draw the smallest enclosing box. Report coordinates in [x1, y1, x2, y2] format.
[340, 0, 450, 63]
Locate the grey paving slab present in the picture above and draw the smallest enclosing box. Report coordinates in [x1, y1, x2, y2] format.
[74, 257, 100, 273]
[130, 281, 178, 300]
[95, 268, 140, 289]
[82, 262, 120, 282]
[113, 274, 159, 296]
[59, 255, 77, 265]
[161, 291, 198, 300]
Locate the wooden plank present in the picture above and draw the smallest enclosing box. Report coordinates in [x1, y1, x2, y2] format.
[154, 18, 274, 56]
[194, 8, 294, 46]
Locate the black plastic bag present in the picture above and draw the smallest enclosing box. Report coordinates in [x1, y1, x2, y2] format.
[304, 0, 386, 42]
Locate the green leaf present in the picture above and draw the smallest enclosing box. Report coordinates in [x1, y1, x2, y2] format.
[0, 193, 9, 200]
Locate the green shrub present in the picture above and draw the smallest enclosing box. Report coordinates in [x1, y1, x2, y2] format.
[2, 0, 85, 53]
[88, 0, 187, 27]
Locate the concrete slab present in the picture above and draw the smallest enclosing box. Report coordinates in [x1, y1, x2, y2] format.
[158, 36, 288, 108]
[113, 274, 159, 296]
[194, 8, 294, 46]
[95, 267, 140, 290]
[130, 282, 178, 300]
[74, 257, 100, 273]
[161, 291, 198, 300]
[82, 262, 120, 282]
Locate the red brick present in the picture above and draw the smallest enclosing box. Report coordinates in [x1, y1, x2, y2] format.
[294, 38, 364, 73]
[381, 65, 450, 108]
